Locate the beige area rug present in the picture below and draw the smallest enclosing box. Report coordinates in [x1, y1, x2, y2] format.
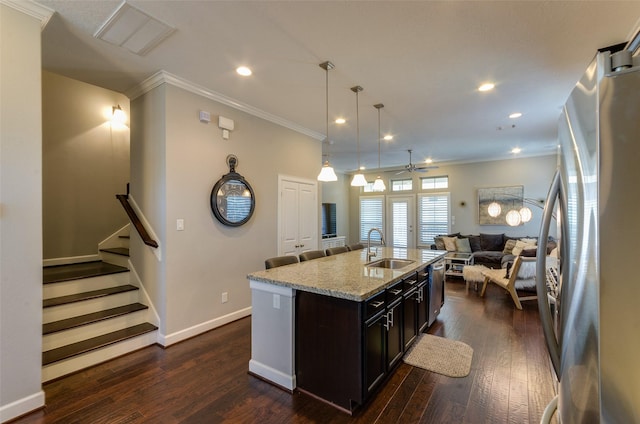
[403, 334, 473, 378]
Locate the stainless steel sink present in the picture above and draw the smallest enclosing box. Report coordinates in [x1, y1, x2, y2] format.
[365, 258, 415, 269]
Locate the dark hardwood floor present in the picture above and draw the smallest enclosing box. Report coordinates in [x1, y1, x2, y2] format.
[14, 280, 558, 423]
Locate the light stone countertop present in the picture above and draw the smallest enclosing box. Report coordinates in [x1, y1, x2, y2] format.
[247, 247, 447, 301]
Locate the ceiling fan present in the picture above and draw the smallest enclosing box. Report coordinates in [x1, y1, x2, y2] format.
[395, 149, 439, 174]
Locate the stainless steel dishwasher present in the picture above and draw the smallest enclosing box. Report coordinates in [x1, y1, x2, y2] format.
[428, 259, 445, 326]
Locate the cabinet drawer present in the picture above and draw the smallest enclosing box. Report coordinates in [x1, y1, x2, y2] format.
[386, 281, 404, 304]
[364, 291, 386, 320]
[403, 272, 419, 291]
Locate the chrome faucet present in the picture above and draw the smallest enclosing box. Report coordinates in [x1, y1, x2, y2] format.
[367, 227, 386, 261]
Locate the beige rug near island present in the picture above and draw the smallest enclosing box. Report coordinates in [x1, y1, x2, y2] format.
[403, 334, 473, 378]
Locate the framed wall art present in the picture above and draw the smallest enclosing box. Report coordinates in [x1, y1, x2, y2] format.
[478, 185, 523, 225]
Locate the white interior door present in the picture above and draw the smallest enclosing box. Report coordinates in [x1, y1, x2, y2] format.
[281, 180, 300, 256]
[387, 195, 415, 249]
[279, 177, 318, 256]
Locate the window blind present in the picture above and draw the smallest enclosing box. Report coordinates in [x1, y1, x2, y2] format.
[360, 196, 384, 242]
[418, 193, 450, 246]
[392, 201, 408, 248]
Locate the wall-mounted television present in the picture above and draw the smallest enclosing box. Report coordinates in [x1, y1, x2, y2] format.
[321, 203, 337, 238]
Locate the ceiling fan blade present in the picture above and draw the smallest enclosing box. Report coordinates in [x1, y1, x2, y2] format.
[415, 168, 429, 173]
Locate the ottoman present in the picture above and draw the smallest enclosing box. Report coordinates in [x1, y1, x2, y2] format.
[462, 264, 489, 291]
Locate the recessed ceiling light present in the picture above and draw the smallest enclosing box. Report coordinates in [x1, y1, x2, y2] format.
[335, 118, 346, 124]
[383, 135, 393, 141]
[511, 147, 522, 154]
[509, 112, 523, 119]
[478, 82, 495, 92]
[425, 158, 433, 164]
[359, 166, 366, 170]
[236, 66, 252, 76]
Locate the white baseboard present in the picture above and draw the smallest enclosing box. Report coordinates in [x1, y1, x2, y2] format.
[248, 359, 296, 391]
[159, 307, 252, 347]
[0, 390, 45, 423]
[43, 254, 100, 267]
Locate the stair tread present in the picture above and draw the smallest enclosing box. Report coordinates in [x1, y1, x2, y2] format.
[42, 322, 158, 366]
[44, 261, 128, 284]
[43, 285, 139, 308]
[99, 247, 130, 257]
[43, 303, 148, 335]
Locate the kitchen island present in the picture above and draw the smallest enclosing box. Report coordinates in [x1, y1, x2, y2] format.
[247, 247, 446, 413]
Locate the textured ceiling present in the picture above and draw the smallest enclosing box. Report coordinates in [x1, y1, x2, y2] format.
[37, 0, 640, 172]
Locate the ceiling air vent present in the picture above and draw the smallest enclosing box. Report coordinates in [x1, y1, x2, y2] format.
[94, 1, 175, 56]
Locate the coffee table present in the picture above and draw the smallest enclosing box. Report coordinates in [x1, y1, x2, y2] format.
[444, 252, 473, 279]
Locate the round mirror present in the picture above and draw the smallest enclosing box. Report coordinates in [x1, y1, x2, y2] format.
[210, 155, 255, 226]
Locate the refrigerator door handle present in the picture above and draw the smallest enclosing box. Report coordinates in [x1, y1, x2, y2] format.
[537, 168, 562, 377]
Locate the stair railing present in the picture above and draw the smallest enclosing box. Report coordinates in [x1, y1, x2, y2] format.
[116, 193, 159, 248]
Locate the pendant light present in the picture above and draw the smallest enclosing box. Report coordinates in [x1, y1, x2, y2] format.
[519, 206, 533, 223]
[350, 86, 367, 187]
[487, 201, 501, 217]
[372, 103, 386, 192]
[317, 61, 338, 182]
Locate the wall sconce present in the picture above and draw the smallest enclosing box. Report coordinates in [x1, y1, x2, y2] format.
[112, 104, 127, 125]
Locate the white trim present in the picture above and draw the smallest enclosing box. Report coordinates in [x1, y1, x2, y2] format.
[158, 307, 252, 347]
[0, 390, 45, 423]
[126, 71, 324, 141]
[43, 254, 101, 267]
[98, 223, 130, 251]
[248, 359, 296, 391]
[127, 194, 162, 262]
[128, 261, 160, 328]
[1, 0, 54, 29]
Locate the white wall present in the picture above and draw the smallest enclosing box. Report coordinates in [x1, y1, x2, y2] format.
[0, 4, 46, 422]
[130, 79, 321, 343]
[348, 155, 558, 243]
[42, 71, 130, 262]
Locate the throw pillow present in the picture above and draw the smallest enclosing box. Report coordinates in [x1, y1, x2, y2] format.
[442, 236, 458, 252]
[512, 240, 536, 256]
[480, 233, 504, 251]
[502, 239, 517, 255]
[520, 237, 538, 245]
[521, 248, 537, 257]
[455, 237, 472, 253]
[468, 235, 482, 252]
[434, 237, 446, 250]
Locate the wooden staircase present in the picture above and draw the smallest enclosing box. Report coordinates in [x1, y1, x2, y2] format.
[42, 252, 158, 382]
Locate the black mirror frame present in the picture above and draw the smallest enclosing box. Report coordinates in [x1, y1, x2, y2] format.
[210, 156, 255, 227]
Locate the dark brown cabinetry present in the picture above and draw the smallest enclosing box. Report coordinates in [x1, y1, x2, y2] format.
[296, 266, 433, 413]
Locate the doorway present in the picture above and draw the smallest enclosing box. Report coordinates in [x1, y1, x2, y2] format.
[386, 195, 415, 248]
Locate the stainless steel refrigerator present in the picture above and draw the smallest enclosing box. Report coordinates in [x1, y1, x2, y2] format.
[536, 38, 640, 423]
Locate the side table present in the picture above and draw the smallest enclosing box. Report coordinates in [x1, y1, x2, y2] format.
[444, 252, 473, 279]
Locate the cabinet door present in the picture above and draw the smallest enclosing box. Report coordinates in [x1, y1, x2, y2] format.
[387, 299, 404, 369]
[417, 283, 428, 332]
[403, 288, 418, 350]
[364, 311, 387, 396]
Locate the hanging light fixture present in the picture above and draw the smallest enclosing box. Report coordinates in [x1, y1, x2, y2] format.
[372, 103, 386, 192]
[519, 206, 533, 223]
[350, 86, 367, 187]
[505, 198, 522, 226]
[317, 61, 338, 182]
[487, 201, 501, 217]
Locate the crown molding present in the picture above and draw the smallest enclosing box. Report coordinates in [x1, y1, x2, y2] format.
[1, 0, 54, 29]
[126, 70, 324, 141]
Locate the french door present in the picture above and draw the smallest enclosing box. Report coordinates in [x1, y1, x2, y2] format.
[386, 195, 415, 248]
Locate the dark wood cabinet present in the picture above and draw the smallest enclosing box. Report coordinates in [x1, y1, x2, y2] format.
[417, 269, 430, 332]
[364, 310, 386, 396]
[295, 266, 435, 413]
